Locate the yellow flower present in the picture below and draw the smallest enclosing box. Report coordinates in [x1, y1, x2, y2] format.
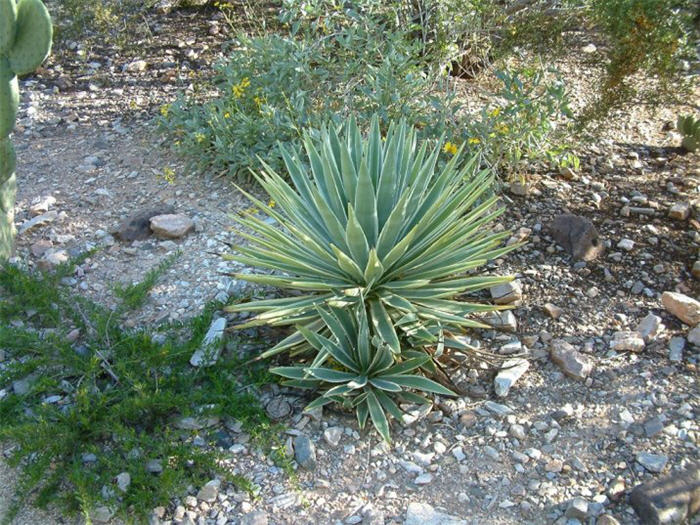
[495, 123, 510, 134]
[468, 137, 481, 145]
[194, 132, 206, 143]
[489, 107, 501, 118]
[160, 104, 171, 117]
[268, 200, 276, 208]
[161, 167, 176, 184]
[443, 141, 458, 155]
[224, 112, 231, 119]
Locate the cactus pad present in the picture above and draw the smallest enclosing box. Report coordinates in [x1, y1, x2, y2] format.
[0, 0, 18, 55]
[0, 172, 16, 260]
[7, 0, 52, 76]
[0, 58, 19, 138]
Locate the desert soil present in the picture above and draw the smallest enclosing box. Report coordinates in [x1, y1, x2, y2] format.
[1, 5, 698, 525]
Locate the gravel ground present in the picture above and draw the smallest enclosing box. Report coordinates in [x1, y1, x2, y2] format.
[1, 5, 698, 525]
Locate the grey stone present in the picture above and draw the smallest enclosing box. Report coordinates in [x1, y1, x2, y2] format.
[265, 397, 292, 421]
[548, 214, 603, 261]
[610, 331, 645, 352]
[190, 317, 226, 367]
[484, 400, 513, 416]
[18, 210, 58, 235]
[12, 378, 31, 395]
[90, 506, 114, 523]
[404, 502, 467, 525]
[197, 479, 220, 503]
[617, 238, 635, 251]
[116, 472, 131, 492]
[483, 310, 517, 332]
[596, 515, 621, 525]
[668, 202, 691, 220]
[114, 205, 174, 242]
[644, 417, 665, 438]
[490, 281, 523, 305]
[240, 511, 268, 525]
[150, 213, 195, 239]
[661, 292, 700, 326]
[636, 452, 668, 473]
[146, 460, 163, 474]
[323, 426, 343, 447]
[669, 337, 685, 362]
[688, 325, 700, 346]
[565, 498, 589, 520]
[174, 415, 220, 430]
[293, 435, 316, 470]
[637, 314, 665, 341]
[550, 340, 594, 380]
[414, 473, 433, 485]
[494, 358, 530, 397]
[630, 462, 699, 524]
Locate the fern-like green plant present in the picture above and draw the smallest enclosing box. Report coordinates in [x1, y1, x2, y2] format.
[225, 117, 517, 438]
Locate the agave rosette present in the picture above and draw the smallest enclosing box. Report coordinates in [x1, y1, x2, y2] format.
[225, 116, 516, 357]
[272, 302, 455, 441]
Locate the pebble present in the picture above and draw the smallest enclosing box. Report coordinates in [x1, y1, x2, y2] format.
[115, 472, 131, 493]
[688, 325, 700, 346]
[404, 502, 466, 525]
[565, 498, 589, 520]
[189, 317, 226, 367]
[550, 340, 593, 380]
[609, 331, 645, 352]
[146, 460, 163, 474]
[494, 358, 530, 397]
[617, 238, 635, 251]
[414, 473, 433, 485]
[323, 426, 343, 447]
[636, 313, 664, 341]
[490, 280, 523, 304]
[293, 434, 317, 470]
[635, 452, 668, 473]
[668, 337, 685, 362]
[544, 303, 562, 319]
[668, 202, 691, 220]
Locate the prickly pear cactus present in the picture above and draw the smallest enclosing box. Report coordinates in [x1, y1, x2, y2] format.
[677, 115, 700, 153]
[0, 0, 52, 260]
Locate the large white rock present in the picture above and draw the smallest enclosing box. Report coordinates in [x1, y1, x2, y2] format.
[404, 502, 467, 525]
[150, 213, 194, 238]
[661, 292, 700, 326]
[494, 358, 530, 397]
[190, 317, 226, 367]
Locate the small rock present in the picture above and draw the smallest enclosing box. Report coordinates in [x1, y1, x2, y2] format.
[662, 292, 700, 326]
[123, 59, 148, 72]
[617, 238, 635, 251]
[643, 417, 665, 438]
[630, 462, 699, 524]
[668, 202, 691, 221]
[609, 331, 645, 352]
[18, 210, 58, 235]
[582, 43, 597, 53]
[265, 397, 292, 420]
[404, 502, 467, 525]
[545, 459, 563, 473]
[668, 337, 685, 362]
[548, 214, 603, 261]
[174, 415, 220, 430]
[293, 435, 316, 470]
[323, 427, 343, 447]
[596, 514, 621, 525]
[494, 358, 530, 397]
[240, 511, 269, 525]
[30, 239, 53, 257]
[150, 214, 195, 239]
[484, 400, 513, 416]
[483, 310, 517, 332]
[565, 498, 589, 520]
[115, 205, 174, 242]
[544, 303, 562, 320]
[189, 317, 226, 367]
[692, 261, 700, 279]
[550, 340, 594, 380]
[490, 281, 523, 305]
[414, 473, 433, 485]
[510, 181, 529, 196]
[197, 479, 220, 503]
[688, 326, 700, 346]
[146, 460, 163, 474]
[636, 452, 668, 473]
[116, 472, 131, 493]
[636, 314, 665, 341]
[90, 506, 114, 523]
[29, 195, 56, 216]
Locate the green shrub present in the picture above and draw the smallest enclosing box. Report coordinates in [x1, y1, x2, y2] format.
[459, 67, 577, 175]
[157, 21, 458, 180]
[225, 117, 516, 439]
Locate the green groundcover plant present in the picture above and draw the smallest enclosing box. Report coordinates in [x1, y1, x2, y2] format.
[225, 117, 517, 439]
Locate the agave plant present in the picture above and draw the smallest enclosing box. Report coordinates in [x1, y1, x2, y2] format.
[272, 302, 454, 441]
[226, 117, 515, 353]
